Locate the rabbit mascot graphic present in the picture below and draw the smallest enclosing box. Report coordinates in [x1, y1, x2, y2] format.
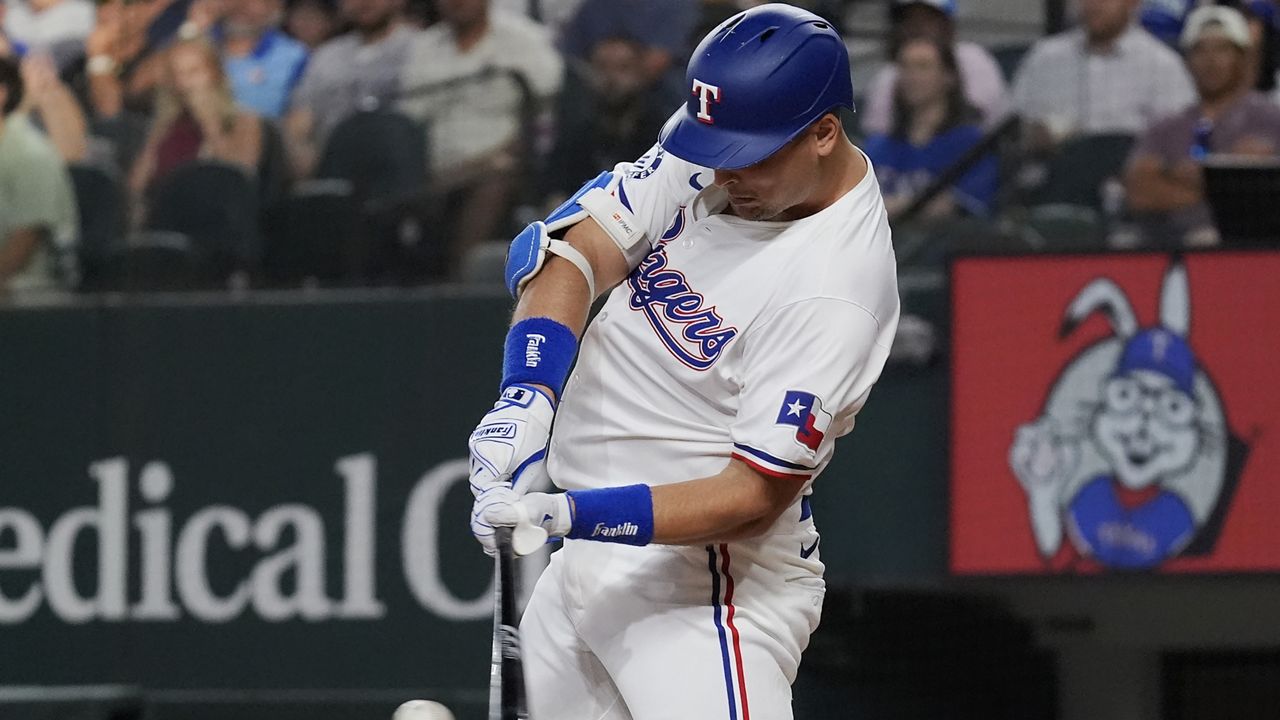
[1009, 261, 1238, 570]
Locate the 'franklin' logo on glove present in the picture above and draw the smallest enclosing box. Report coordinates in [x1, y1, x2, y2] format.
[471, 422, 518, 441]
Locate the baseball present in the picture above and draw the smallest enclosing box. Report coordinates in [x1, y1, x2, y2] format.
[392, 699, 456, 720]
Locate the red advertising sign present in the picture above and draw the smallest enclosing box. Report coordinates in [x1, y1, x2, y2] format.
[950, 252, 1279, 575]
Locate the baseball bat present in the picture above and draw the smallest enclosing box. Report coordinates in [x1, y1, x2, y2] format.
[489, 527, 529, 720]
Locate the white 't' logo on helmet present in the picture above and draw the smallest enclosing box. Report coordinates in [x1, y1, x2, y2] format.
[692, 79, 722, 124]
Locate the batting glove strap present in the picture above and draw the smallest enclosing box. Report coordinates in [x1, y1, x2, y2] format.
[565, 484, 654, 546]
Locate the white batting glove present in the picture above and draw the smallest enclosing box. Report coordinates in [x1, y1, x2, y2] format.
[471, 488, 573, 557]
[467, 384, 555, 498]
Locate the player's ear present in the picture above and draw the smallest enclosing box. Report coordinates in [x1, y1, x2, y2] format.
[812, 113, 841, 157]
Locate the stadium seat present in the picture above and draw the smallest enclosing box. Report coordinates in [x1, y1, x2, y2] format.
[1029, 133, 1136, 211]
[94, 230, 205, 292]
[262, 180, 362, 286]
[256, 119, 292, 211]
[68, 164, 126, 292]
[316, 110, 428, 205]
[315, 111, 434, 283]
[145, 161, 261, 283]
[1023, 203, 1107, 250]
[895, 215, 1031, 266]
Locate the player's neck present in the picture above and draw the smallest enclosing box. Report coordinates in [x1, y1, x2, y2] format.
[789, 141, 866, 219]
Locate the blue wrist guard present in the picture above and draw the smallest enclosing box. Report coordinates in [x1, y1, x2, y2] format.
[502, 317, 578, 398]
[566, 484, 654, 546]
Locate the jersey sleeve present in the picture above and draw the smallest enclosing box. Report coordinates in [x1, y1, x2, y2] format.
[612, 141, 711, 249]
[729, 298, 893, 480]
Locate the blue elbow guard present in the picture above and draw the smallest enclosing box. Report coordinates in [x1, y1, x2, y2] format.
[504, 169, 647, 298]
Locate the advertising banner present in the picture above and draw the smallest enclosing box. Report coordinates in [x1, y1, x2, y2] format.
[951, 252, 1279, 575]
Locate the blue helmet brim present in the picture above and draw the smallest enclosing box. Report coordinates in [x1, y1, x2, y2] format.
[657, 106, 803, 171]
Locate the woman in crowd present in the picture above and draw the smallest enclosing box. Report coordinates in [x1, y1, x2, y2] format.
[127, 37, 261, 212]
[864, 33, 998, 221]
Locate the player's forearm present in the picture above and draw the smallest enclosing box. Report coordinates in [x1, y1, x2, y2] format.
[649, 460, 802, 545]
[507, 220, 633, 401]
[512, 255, 594, 336]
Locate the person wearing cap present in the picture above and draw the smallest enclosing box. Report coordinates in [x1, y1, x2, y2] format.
[1013, 0, 1195, 151]
[463, 4, 898, 717]
[862, 0, 1008, 138]
[1125, 4, 1280, 246]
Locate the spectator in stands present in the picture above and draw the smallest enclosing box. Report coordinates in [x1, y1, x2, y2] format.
[127, 38, 263, 208]
[0, 36, 87, 163]
[3, 0, 94, 69]
[559, 0, 697, 106]
[284, 0, 339, 48]
[863, 0, 1008, 138]
[1126, 5, 1280, 246]
[864, 34, 998, 220]
[0, 55, 78, 293]
[17, 51, 86, 161]
[1013, 0, 1195, 152]
[399, 0, 561, 271]
[83, 0, 159, 174]
[284, 0, 413, 178]
[545, 35, 666, 204]
[182, 0, 309, 118]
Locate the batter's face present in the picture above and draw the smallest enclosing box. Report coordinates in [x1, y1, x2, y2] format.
[713, 114, 840, 222]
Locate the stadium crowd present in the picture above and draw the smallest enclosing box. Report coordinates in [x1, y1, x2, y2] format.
[0, 0, 1277, 293]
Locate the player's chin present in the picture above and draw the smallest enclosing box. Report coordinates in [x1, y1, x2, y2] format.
[729, 198, 779, 222]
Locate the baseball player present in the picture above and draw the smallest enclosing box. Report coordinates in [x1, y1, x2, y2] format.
[466, 4, 900, 718]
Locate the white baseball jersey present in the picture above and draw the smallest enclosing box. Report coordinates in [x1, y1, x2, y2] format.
[548, 144, 900, 499]
[522, 145, 900, 720]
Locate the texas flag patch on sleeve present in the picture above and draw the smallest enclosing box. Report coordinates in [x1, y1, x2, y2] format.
[775, 390, 832, 452]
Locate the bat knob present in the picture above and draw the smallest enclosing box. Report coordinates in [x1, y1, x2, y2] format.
[511, 521, 548, 557]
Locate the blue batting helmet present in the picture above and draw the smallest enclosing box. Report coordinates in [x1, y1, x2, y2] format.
[658, 3, 854, 170]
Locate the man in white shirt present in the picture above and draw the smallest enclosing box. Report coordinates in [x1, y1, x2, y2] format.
[464, 4, 899, 718]
[1012, 0, 1195, 150]
[398, 0, 562, 270]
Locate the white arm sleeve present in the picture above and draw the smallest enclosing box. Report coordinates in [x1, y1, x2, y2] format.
[612, 142, 717, 251]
